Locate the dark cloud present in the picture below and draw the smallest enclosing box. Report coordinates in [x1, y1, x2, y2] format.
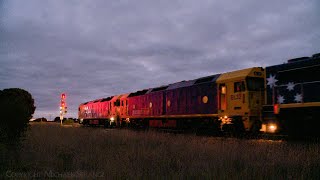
[1, 0, 319, 119]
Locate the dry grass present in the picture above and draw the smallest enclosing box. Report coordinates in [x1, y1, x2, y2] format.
[2, 123, 320, 179]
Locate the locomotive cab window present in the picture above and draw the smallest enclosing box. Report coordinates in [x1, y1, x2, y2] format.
[246, 77, 264, 91]
[221, 85, 226, 94]
[234, 81, 245, 93]
[114, 99, 120, 106]
[219, 84, 227, 111]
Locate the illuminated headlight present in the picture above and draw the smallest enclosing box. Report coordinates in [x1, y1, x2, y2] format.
[268, 124, 277, 132]
[126, 118, 130, 123]
[261, 123, 277, 133]
[110, 117, 115, 122]
[220, 116, 232, 124]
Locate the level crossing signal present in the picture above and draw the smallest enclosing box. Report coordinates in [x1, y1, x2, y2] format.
[60, 93, 67, 122]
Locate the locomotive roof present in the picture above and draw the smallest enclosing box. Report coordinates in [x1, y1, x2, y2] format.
[266, 55, 319, 71]
[100, 96, 114, 102]
[119, 93, 129, 99]
[93, 99, 102, 103]
[150, 86, 169, 92]
[110, 95, 121, 101]
[149, 74, 220, 91]
[128, 89, 149, 97]
[193, 74, 220, 84]
[216, 67, 263, 82]
[166, 80, 195, 90]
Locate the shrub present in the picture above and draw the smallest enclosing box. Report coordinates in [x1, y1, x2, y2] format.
[0, 88, 35, 174]
[0, 88, 35, 142]
[63, 119, 74, 125]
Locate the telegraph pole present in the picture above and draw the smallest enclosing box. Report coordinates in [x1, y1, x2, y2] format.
[60, 93, 67, 125]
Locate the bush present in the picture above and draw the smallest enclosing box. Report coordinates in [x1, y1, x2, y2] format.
[34, 117, 47, 122]
[0, 88, 35, 174]
[0, 88, 35, 142]
[63, 119, 74, 125]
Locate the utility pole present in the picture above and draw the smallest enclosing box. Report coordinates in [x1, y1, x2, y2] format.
[60, 93, 67, 125]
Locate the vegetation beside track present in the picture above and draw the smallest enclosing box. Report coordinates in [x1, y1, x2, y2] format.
[1, 123, 320, 179]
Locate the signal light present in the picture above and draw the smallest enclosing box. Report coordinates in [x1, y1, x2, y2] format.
[59, 93, 67, 124]
[274, 104, 279, 114]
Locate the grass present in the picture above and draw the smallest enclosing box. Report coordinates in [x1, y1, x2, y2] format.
[1, 123, 320, 179]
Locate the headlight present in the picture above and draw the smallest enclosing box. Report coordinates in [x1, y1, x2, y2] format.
[261, 123, 277, 133]
[220, 115, 232, 125]
[110, 117, 115, 122]
[268, 124, 277, 132]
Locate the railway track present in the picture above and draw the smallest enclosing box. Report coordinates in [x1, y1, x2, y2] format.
[79, 124, 320, 142]
[133, 127, 320, 142]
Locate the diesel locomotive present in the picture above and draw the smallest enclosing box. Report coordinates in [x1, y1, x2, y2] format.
[79, 53, 320, 135]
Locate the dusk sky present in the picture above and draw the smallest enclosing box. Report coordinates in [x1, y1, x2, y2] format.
[1, 0, 319, 119]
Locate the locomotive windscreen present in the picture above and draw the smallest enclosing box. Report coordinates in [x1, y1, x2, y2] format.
[246, 77, 264, 91]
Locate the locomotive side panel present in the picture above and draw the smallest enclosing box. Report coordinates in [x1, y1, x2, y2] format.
[265, 57, 320, 105]
[100, 101, 109, 118]
[127, 90, 150, 117]
[132, 94, 149, 116]
[195, 82, 218, 115]
[78, 103, 85, 120]
[86, 102, 94, 119]
[264, 55, 320, 134]
[148, 91, 164, 116]
[119, 94, 129, 117]
[79, 101, 98, 125]
[165, 82, 218, 115]
[127, 96, 135, 117]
